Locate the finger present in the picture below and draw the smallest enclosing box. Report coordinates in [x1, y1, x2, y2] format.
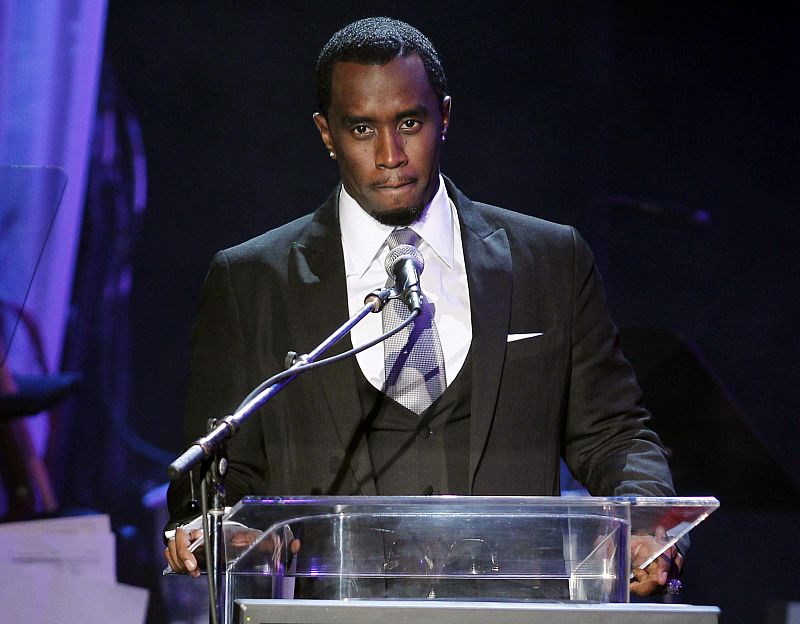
[629, 537, 645, 561]
[166, 537, 193, 575]
[673, 550, 684, 575]
[166, 536, 183, 572]
[652, 554, 671, 586]
[164, 545, 179, 572]
[175, 529, 200, 577]
[630, 567, 661, 597]
[630, 578, 661, 597]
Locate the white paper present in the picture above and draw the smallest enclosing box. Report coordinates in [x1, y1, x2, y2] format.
[0, 520, 116, 581]
[0, 571, 149, 624]
[0, 514, 148, 623]
[0, 513, 111, 535]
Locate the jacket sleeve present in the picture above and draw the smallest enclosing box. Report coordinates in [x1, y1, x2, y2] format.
[561, 229, 676, 498]
[165, 250, 268, 535]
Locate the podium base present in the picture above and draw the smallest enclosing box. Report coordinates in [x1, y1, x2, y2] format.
[236, 599, 719, 624]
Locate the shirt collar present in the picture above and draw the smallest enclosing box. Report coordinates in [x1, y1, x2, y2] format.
[339, 174, 455, 278]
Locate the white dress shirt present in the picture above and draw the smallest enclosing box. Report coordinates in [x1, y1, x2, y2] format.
[339, 174, 472, 391]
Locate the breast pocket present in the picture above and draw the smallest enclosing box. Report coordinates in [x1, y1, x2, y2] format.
[498, 327, 567, 416]
[505, 330, 556, 363]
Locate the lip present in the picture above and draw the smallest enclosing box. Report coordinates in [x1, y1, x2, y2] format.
[374, 179, 416, 191]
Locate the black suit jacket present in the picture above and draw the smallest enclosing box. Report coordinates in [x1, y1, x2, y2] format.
[167, 177, 675, 527]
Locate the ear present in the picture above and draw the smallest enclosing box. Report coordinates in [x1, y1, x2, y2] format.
[313, 112, 334, 153]
[440, 96, 452, 138]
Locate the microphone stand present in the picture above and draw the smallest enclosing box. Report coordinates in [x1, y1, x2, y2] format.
[167, 286, 398, 624]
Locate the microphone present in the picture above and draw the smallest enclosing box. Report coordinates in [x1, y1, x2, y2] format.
[384, 244, 425, 313]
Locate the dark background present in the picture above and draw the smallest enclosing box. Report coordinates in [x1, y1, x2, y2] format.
[64, 2, 800, 622]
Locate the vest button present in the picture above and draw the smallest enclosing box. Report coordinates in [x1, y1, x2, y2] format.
[419, 426, 432, 439]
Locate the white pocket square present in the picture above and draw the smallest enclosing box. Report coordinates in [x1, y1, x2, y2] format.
[507, 332, 544, 342]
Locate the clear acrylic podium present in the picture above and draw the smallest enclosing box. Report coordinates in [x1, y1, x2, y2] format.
[210, 495, 718, 623]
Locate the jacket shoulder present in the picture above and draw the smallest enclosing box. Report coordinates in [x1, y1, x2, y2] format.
[469, 200, 587, 263]
[217, 213, 315, 266]
[477, 202, 573, 235]
[445, 177, 579, 250]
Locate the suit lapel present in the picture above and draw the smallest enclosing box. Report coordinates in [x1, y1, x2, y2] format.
[287, 190, 377, 495]
[445, 179, 513, 492]
[286, 179, 511, 496]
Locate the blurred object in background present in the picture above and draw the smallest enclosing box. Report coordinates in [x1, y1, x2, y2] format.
[0, 0, 107, 519]
[0, 166, 77, 521]
[620, 326, 800, 510]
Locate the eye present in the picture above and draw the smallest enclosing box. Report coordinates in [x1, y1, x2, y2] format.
[352, 124, 372, 137]
[400, 119, 420, 131]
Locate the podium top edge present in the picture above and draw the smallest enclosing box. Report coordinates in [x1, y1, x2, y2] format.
[235, 495, 720, 508]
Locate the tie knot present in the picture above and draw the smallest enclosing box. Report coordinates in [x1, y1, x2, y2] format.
[387, 227, 420, 249]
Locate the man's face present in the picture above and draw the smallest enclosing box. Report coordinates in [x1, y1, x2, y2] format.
[314, 54, 451, 225]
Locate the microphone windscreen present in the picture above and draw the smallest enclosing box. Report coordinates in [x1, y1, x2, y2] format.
[384, 244, 425, 277]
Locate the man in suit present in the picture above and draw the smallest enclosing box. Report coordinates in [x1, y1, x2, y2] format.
[165, 17, 680, 597]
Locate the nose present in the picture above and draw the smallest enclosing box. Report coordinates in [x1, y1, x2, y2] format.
[375, 129, 407, 169]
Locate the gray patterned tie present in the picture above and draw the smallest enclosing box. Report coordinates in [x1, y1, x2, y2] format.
[382, 228, 446, 413]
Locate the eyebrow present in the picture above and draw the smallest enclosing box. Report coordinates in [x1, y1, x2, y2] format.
[341, 104, 430, 127]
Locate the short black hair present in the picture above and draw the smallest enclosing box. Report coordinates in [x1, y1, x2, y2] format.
[315, 17, 448, 116]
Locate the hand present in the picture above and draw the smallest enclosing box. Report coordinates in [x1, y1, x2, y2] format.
[164, 527, 204, 578]
[629, 526, 683, 597]
[164, 525, 301, 578]
[238, 528, 301, 563]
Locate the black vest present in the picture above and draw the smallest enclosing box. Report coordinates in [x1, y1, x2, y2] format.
[354, 351, 473, 496]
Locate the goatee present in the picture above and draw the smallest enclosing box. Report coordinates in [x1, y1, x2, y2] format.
[366, 204, 425, 227]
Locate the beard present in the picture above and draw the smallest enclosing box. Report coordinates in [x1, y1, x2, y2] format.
[365, 203, 426, 226]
